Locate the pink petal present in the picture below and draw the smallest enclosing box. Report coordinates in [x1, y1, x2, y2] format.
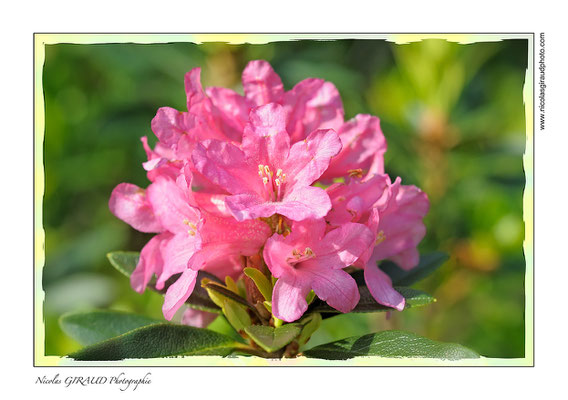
[146, 177, 201, 234]
[389, 247, 421, 271]
[354, 208, 380, 268]
[141, 136, 176, 161]
[192, 140, 262, 196]
[284, 78, 344, 142]
[157, 232, 202, 290]
[142, 157, 168, 172]
[364, 262, 405, 311]
[184, 67, 207, 111]
[263, 232, 299, 280]
[302, 264, 360, 314]
[151, 107, 194, 147]
[109, 183, 162, 233]
[321, 114, 387, 180]
[283, 128, 342, 188]
[225, 185, 331, 222]
[181, 308, 218, 328]
[130, 233, 169, 293]
[271, 276, 311, 322]
[241, 103, 290, 168]
[162, 269, 198, 321]
[372, 181, 429, 264]
[277, 185, 332, 221]
[224, 193, 271, 221]
[206, 86, 250, 141]
[309, 222, 374, 269]
[242, 60, 284, 106]
[289, 218, 327, 243]
[202, 255, 243, 281]
[326, 174, 390, 225]
[192, 192, 232, 217]
[188, 214, 271, 270]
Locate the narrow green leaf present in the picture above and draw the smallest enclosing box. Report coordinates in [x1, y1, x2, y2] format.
[298, 313, 322, 345]
[244, 324, 302, 353]
[223, 300, 251, 332]
[263, 301, 272, 313]
[225, 276, 239, 294]
[203, 281, 265, 322]
[60, 310, 161, 346]
[106, 251, 221, 314]
[310, 286, 435, 314]
[243, 267, 273, 301]
[69, 323, 245, 361]
[303, 330, 480, 360]
[203, 281, 251, 308]
[306, 290, 316, 305]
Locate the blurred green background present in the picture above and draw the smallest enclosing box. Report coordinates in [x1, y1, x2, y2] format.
[42, 38, 527, 358]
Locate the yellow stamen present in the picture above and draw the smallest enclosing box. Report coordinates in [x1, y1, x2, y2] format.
[375, 230, 386, 245]
[348, 168, 363, 179]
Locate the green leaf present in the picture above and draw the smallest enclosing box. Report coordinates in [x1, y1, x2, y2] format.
[106, 251, 221, 314]
[225, 276, 239, 294]
[381, 252, 449, 286]
[107, 251, 139, 278]
[303, 330, 480, 360]
[263, 301, 272, 313]
[60, 310, 161, 346]
[396, 287, 437, 308]
[207, 315, 246, 343]
[202, 280, 265, 322]
[306, 290, 316, 305]
[298, 313, 322, 345]
[222, 300, 251, 332]
[244, 324, 302, 353]
[310, 286, 435, 314]
[69, 323, 246, 361]
[243, 267, 273, 301]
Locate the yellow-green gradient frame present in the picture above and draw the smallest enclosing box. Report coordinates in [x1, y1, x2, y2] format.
[34, 33, 534, 366]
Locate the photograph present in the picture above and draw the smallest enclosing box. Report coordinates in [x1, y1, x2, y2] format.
[35, 34, 532, 366]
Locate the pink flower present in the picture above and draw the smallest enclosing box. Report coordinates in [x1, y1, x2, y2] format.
[192, 103, 342, 222]
[353, 177, 429, 310]
[325, 174, 429, 311]
[109, 59, 431, 325]
[325, 173, 391, 226]
[110, 169, 271, 320]
[263, 219, 374, 322]
[355, 208, 407, 311]
[109, 183, 162, 233]
[370, 177, 430, 270]
[321, 114, 387, 180]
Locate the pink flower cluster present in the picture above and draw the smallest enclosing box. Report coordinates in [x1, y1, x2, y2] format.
[109, 60, 429, 323]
